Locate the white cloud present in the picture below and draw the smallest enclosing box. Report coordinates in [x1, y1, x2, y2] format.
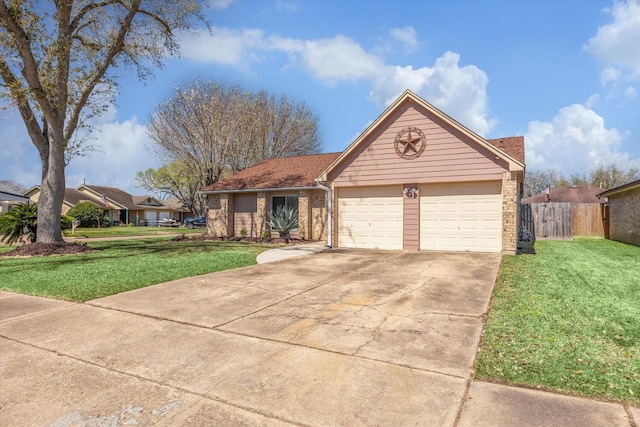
[178, 27, 265, 66]
[299, 35, 385, 82]
[208, 0, 234, 9]
[276, 0, 297, 13]
[0, 112, 42, 189]
[524, 104, 639, 174]
[585, 0, 640, 78]
[390, 26, 418, 53]
[600, 66, 621, 85]
[66, 117, 160, 193]
[624, 86, 637, 99]
[177, 28, 494, 136]
[370, 52, 495, 136]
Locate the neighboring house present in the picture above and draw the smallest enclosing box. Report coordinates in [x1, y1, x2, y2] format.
[0, 190, 30, 214]
[24, 184, 180, 226]
[162, 197, 193, 222]
[521, 186, 607, 239]
[597, 179, 640, 247]
[202, 90, 525, 254]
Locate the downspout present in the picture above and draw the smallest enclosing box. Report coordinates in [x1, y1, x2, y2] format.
[314, 179, 332, 248]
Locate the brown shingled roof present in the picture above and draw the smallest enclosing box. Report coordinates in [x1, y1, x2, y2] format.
[202, 153, 342, 192]
[522, 186, 606, 204]
[486, 136, 525, 164]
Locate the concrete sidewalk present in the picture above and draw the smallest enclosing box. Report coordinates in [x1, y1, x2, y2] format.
[256, 241, 328, 263]
[1, 249, 637, 426]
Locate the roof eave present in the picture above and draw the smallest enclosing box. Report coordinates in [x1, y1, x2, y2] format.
[200, 185, 321, 195]
[597, 180, 640, 198]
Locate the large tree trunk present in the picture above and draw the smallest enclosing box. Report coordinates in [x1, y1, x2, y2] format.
[36, 140, 66, 243]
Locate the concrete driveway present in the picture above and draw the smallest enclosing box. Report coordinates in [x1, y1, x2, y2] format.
[0, 249, 632, 426]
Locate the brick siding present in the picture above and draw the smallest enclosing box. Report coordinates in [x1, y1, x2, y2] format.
[501, 171, 519, 254]
[607, 186, 640, 246]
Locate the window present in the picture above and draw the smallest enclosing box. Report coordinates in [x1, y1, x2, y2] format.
[271, 195, 299, 228]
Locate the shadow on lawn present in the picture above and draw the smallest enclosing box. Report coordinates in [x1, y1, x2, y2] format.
[2, 239, 272, 268]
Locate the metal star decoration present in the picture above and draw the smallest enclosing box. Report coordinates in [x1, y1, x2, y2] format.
[394, 127, 426, 159]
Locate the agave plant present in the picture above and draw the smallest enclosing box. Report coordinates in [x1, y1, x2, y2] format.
[0, 203, 38, 245]
[268, 206, 299, 243]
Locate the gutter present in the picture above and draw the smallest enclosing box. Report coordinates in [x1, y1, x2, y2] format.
[314, 180, 332, 248]
[199, 185, 320, 195]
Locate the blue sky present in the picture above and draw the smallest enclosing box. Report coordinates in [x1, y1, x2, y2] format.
[2, 0, 639, 194]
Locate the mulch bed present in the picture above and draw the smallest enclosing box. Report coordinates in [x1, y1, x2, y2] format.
[171, 234, 313, 245]
[0, 242, 97, 258]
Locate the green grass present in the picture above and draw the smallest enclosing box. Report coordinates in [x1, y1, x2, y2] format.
[63, 226, 203, 238]
[0, 238, 275, 302]
[476, 238, 640, 404]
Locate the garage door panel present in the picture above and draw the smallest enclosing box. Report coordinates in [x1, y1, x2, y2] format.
[420, 182, 502, 253]
[338, 186, 403, 250]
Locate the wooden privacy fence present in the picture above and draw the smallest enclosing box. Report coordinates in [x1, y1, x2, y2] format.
[520, 202, 607, 240]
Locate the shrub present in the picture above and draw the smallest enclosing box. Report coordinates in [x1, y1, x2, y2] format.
[261, 229, 271, 240]
[268, 206, 298, 243]
[240, 227, 248, 237]
[60, 214, 75, 230]
[0, 203, 37, 245]
[67, 202, 108, 228]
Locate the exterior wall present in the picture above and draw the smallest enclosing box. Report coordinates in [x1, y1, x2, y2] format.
[403, 184, 419, 250]
[298, 190, 310, 240]
[328, 102, 508, 186]
[233, 193, 258, 237]
[310, 190, 328, 240]
[256, 192, 267, 237]
[207, 189, 328, 241]
[207, 193, 232, 237]
[501, 171, 519, 253]
[608, 187, 640, 246]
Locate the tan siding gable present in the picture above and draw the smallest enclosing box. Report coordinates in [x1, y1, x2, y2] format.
[329, 103, 508, 186]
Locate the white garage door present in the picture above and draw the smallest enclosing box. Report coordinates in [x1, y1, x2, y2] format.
[338, 186, 403, 250]
[420, 181, 502, 253]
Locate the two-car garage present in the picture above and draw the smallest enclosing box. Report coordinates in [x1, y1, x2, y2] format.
[337, 181, 503, 253]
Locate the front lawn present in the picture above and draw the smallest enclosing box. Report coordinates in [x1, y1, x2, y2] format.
[0, 238, 274, 302]
[476, 239, 639, 404]
[63, 226, 203, 238]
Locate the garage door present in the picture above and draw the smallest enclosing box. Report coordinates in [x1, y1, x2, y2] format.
[338, 186, 403, 250]
[420, 181, 502, 253]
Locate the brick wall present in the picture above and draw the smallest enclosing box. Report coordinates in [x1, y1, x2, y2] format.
[310, 190, 328, 240]
[608, 186, 640, 246]
[501, 171, 519, 254]
[206, 193, 231, 237]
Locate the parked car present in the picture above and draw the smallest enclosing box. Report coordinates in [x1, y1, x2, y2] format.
[184, 216, 206, 229]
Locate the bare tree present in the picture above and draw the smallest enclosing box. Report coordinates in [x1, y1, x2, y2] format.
[146, 80, 321, 197]
[135, 160, 207, 216]
[0, 1, 205, 243]
[0, 180, 27, 194]
[523, 169, 568, 198]
[584, 162, 639, 189]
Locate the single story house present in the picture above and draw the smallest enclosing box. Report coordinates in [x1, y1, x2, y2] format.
[202, 90, 525, 253]
[597, 179, 640, 247]
[0, 190, 30, 214]
[24, 184, 189, 226]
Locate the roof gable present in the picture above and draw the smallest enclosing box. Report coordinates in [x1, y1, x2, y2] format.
[201, 153, 341, 193]
[319, 90, 524, 182]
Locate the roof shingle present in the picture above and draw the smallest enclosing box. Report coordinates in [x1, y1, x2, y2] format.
[522, 186, 606, 204]
[202, 153, 342, 192]
[486, 136, 525, 164]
